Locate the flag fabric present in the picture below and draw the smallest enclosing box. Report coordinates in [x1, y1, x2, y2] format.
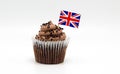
[58, 10, 81, 28]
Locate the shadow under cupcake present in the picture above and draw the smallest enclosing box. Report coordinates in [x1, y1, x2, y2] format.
[33, 21, 69, 64]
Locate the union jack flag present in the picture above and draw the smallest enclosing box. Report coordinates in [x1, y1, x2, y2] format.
[59, 10, 81, 28]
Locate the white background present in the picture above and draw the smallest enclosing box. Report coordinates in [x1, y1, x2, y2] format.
[0, 0, 120, 74]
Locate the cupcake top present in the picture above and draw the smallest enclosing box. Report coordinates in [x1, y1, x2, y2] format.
[35, 21, 66, 41]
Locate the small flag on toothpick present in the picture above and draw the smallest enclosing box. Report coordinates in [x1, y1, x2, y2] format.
[58, 10, 81, 28]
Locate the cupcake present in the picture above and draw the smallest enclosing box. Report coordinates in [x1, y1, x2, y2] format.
[33, 21, 69, 64]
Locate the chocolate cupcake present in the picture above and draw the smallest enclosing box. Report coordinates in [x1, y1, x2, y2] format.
[33, 21, 69, 64]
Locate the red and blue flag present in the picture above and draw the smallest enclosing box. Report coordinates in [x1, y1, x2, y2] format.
[59, 10, 81, 28]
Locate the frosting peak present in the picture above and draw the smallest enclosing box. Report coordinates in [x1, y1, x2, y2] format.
[35, 21, 66, 41]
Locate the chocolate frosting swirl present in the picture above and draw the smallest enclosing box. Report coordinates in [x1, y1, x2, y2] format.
[35, 21, 66, 41]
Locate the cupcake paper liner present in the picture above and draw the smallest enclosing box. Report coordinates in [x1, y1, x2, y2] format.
[33, 38, 69, 64]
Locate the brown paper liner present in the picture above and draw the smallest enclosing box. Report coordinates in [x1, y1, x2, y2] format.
[33, 45, 67, 64]
[33, 38, 69, 64]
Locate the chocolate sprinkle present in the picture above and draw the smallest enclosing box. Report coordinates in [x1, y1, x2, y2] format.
[48, 21, 51, 25]
[59, 27, 63, 30]
[42, 23, 46, 26]
[61, 28, 63, 30]
[51, 38, 53, 41]
[55, 25, 58, 29]
[56, 30, 58, 32]
[50, 32, 52, 35]
[47, 25, 50, 28]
